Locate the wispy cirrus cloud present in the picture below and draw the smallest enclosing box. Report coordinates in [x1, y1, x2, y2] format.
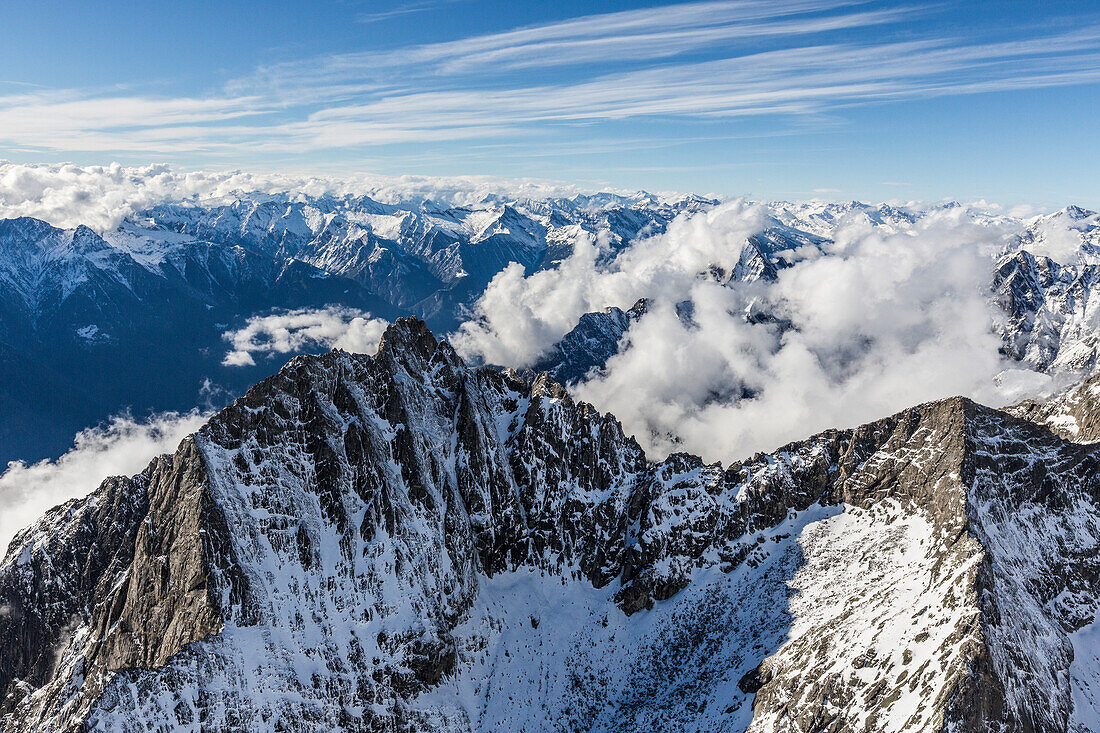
[356, 0, 470, 25]
[304, 0, 907, 79]
[0, 90, 272, 153]
[1, 1, 1099, 159]
[261, 34, 1100, 147]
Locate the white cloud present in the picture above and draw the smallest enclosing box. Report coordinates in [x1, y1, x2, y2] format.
[0, 161, 600, 231]
[0, 411, 209, 556]
[452, 199, 768, 365]
[222, 307, 390, 366]
[454, 203, 1046, 464]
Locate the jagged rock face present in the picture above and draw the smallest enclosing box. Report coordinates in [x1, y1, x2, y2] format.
[704, 240, 779, 285]
[995, 247, 1100, 374]
[3, 320, 1100, 732]
[1007, 372, 1100, 443]
[529, 299, 648, 384]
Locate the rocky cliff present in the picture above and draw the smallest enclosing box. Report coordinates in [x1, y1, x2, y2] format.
[3, 319, 1100, 732]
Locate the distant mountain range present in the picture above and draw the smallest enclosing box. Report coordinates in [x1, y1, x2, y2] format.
[0, 192, 710, 463]
[1, 192, 1098, 466]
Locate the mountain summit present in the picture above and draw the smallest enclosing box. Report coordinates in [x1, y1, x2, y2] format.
[3, 319, 1100, 731]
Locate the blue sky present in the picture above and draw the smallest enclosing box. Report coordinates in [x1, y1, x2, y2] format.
[1, 0, 1098, 207]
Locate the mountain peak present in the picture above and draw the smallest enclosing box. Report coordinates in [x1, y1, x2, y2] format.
[1061, 204, 1096, 220]
[376, 315, 438, 358]
[4, 319, 1100, 730]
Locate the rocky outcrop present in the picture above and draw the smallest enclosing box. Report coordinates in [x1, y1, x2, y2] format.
[3, 319, 1100, 731]
[1008, 372, 1100, 443]
[994, 248, 1100, 374]
[529, 299, 648, 384]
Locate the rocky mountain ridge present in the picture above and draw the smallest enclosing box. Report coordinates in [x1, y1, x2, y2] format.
[3, 318, 1100, 731]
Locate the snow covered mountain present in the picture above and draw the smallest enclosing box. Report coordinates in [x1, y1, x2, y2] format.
[995, 208, 1100, 373]
[0, 192, 709, 464]
[2, 189, 1097, 471]
[3, 318, 1100, 731]
[121, 193, 710, 317]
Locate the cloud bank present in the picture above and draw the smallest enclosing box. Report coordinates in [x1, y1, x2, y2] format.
[0, 161, 600, 231]
[452, 200, 769, 365]
[222, 307, 391, 366]
[454, 203, 1051, 463]
[0, 411, 209, 556]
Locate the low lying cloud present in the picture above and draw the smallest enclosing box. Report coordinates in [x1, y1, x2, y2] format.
[1024, 212, 1099, 264]
[222, 307, 390, 366]
[0, 161, 598, 232]
[455, 203, 1049, 463]
[0, 411, 209, 556]
[452, 200, 768, 365]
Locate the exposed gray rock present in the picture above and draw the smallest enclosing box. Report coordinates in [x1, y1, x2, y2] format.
[529, 299, 648, 384]
[2, 319, 1100, 731]
[994, 245, 1100, 375]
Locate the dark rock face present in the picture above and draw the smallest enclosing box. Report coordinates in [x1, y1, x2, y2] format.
[0, 439, 245, 728]
[93, 439, 219, 671]
[994, 248, 1100, 374]
[3, 319, 1100, 731]
[529, 299, 648, 384]
[737, 665, 768, 695]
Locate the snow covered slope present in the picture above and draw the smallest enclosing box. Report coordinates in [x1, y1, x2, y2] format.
[3, 319, 1100, 732]
[995, 247, 1100, 373]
